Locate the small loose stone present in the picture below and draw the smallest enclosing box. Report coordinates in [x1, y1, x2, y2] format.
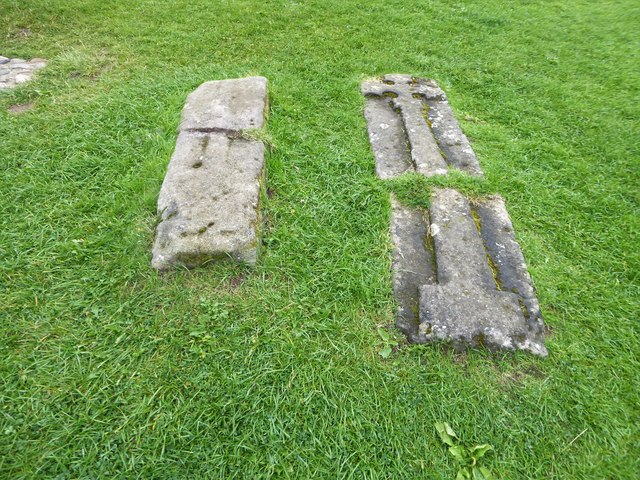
[15, 74, 30, 84]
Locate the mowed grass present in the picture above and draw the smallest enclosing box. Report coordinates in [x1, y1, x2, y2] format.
[1, 0, 638, 478]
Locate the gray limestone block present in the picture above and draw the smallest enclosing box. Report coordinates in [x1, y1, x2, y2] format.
[390, 196, 436, 342]
[152, 132, 265, 270]
[417, 189, 547, 356]
[361, 75, 482, 178]
[152, 77, 269, 271]
[179, 76, 268, 132]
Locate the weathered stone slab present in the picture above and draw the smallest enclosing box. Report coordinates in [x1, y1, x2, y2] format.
[152, 77, 268, 271]
[365, 75, 545, 355]
[179, 77, 267, 132]
[0, 57, 47, 90]
[417, 189, 547, 356]
[390, 196, 436, 342]
[361, 75, 482, 178]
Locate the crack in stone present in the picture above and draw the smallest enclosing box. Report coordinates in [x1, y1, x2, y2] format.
[182, 126, 243, 136]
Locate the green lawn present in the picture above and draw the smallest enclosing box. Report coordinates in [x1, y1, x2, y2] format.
[1, 0, 638, 478]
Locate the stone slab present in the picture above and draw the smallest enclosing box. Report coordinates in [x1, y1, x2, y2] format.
[361, 74, 482, 178]
[417, 189, 547, 356]
[152, 132, 264, 269]
[179, 76, 268, 132]
[152, 77, 268, 270]
[366, 75, 545, 355]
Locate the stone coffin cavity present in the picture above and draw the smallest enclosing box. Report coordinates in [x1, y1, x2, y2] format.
[391, 189, 547, 356]
[362, 74, 483, 178]
[390, 196, 436, 343]
[152, 77, 268, 270]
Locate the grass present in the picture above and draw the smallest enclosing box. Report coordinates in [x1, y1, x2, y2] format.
[1, 0, 638, 478]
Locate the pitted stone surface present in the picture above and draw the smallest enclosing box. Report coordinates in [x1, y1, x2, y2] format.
[474, 197, 544, 329]
[179, 77, 267, 132]
[417, 189, 547, 356]
[152, 77, 268, 270]
[390, 197, 436, 342]
[363, 97, 413, 178]
[0, 57, 47, 90]
[361, 74, 482, 177]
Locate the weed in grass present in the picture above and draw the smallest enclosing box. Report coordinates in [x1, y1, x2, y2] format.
[435, 422, 494, 480]
[376, 327, 400, 359]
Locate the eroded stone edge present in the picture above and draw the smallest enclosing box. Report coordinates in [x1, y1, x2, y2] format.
[179, 76, 268, 132]
[473, 196, 545, 338]
[425, 98, 483, 177]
